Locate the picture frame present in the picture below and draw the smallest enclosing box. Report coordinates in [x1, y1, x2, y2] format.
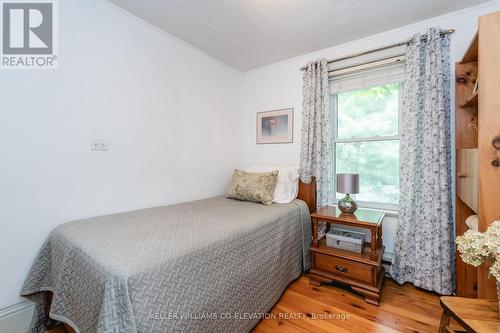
[256, 108, 294, 144]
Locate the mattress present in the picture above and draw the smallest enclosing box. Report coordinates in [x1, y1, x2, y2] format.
[21, 196, 312, 333]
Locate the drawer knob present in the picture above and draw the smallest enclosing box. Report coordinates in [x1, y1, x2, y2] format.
[335, 265, 348, 273]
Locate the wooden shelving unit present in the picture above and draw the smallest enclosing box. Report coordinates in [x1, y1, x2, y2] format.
[455, 34, 479, 298]
[455, 11, 500, 300]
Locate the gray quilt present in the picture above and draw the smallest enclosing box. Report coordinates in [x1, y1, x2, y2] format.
[21, 196, 311, 333]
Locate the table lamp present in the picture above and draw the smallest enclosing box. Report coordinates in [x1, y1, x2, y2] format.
[337, 173, 360, 213]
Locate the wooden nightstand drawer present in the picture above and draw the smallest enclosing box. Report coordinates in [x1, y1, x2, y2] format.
[314, 252, 373, 284]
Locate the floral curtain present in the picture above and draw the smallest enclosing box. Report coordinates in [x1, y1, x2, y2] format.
[390, 28, 454, 295]
[300, 59, 333, 238]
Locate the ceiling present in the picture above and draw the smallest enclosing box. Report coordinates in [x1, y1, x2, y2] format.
[108, 0, 489, 71]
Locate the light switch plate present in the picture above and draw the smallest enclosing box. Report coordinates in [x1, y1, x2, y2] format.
[91, 140, 108, 151]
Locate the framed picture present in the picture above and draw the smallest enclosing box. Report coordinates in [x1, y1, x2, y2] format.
[256, 108, 293, 144]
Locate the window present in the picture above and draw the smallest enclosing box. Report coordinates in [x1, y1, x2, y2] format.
[331, 82, 402, 211]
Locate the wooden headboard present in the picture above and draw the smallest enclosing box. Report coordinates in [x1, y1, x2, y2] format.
[297, 176, 317, 213]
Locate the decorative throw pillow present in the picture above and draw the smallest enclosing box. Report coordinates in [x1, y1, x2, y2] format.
[245, 165, 300, 203]
[226, 169, 278, 205]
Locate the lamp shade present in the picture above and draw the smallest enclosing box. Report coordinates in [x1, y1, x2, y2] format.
[336, 173, 359, 194]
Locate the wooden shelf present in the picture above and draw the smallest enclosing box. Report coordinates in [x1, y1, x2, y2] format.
[459, 91, 479, 108]
[461, 32, 478, 63]
[455, 11, 500, 301]
[311, 239, 383, 265]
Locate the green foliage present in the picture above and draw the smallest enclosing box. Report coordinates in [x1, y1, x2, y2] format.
[334, 83, 400, 205]
[337, 83, 399, 139]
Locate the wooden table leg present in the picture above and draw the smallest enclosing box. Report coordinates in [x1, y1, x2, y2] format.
[439, 310, 451, 333]
[312, 217, 318, 247]
[377, 225, 383, 249]
[370, 226, 377, 260]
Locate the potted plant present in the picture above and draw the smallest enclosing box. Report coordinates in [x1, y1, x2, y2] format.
[456, 220, 500, 315]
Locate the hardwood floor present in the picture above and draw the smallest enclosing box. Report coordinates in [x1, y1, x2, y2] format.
[47, 277, 447, 333]
[252, 277, 443, 333]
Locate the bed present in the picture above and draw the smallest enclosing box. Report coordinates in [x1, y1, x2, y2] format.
[21, 179, 316, 333]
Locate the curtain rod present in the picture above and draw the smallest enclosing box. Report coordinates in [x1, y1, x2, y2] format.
[300, 28, 455, 71]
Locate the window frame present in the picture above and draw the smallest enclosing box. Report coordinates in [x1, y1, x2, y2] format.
[331, 81, 403, 212]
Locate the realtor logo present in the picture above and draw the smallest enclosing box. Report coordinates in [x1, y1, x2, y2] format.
[1, 0, 57, 69]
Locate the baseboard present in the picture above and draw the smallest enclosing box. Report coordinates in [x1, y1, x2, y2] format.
[382, 252, 394, 263]
[0, 301, 35, 333]
[382, 252, 394, 277]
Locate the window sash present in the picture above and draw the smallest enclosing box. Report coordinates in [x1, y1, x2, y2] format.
[331, 81, 402, 211]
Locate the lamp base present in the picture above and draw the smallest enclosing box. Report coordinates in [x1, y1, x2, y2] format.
[338, 193, 358, 214]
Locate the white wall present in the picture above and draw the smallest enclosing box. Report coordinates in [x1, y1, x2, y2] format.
[0, 0, 242, 311]
[238, 1, 500, 256]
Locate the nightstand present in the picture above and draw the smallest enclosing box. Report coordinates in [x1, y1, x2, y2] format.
[308, 206, 385, 305]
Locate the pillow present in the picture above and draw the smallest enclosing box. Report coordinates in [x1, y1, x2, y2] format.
[226, 169, 278, 205]
[245, 166, 300, 203]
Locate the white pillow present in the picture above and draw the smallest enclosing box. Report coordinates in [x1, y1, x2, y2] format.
[245, 165, 300, 203]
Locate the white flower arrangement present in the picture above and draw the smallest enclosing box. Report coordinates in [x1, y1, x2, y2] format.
[456, 220, 500, 281]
